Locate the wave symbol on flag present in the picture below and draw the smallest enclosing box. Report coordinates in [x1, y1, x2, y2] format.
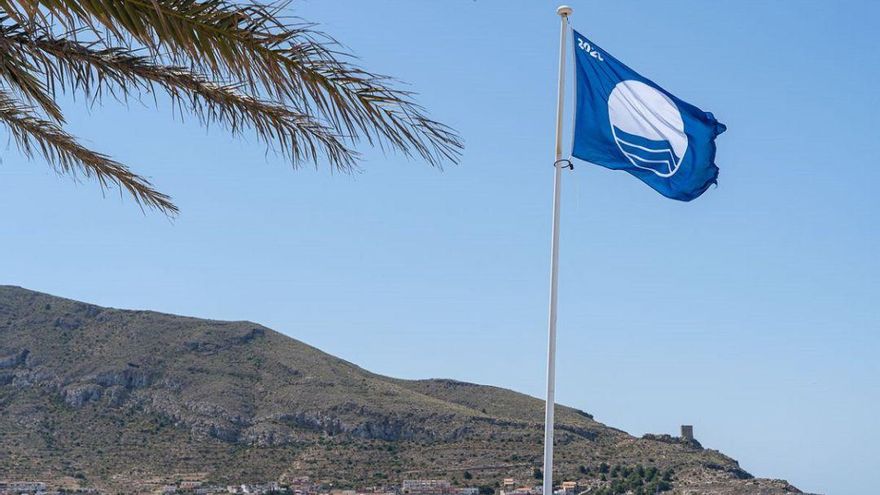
[608, 80, 688, 178]
[613, 129, 681, 177]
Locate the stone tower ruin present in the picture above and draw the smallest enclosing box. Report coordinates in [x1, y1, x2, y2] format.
[681, 424, 694, 442]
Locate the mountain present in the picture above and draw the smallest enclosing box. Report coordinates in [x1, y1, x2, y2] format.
[0, 286, 803, 494]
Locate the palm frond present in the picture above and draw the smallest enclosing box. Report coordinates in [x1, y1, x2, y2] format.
[0, 29, 64, 120]
[1, 0, 463, 166]
[0, 1, 463, 215]
[5, 28, 359, 169]
[0, 87, 177, 213]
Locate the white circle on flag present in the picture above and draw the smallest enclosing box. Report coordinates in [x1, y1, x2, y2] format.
[608, 80, 687, 177]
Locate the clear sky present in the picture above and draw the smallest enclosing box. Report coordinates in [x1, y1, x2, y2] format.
[1, 1, 878, 494]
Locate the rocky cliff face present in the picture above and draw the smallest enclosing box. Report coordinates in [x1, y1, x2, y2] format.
[0, 286, 804, 494]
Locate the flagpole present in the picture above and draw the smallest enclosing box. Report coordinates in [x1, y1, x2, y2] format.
[543, 6, 571, 495]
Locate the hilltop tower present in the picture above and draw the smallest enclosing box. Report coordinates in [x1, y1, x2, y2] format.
[681, 425, 694, 442]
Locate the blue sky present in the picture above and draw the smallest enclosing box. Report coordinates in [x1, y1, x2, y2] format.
[1, 1, 878, 494]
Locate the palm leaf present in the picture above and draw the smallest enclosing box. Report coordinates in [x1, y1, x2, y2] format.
[2, 1, 463, 165]
[0, 29, 64, 121]
[0, 87, 177, 213]
[5, 26, 359, 169]
[0, 1, 463, 214]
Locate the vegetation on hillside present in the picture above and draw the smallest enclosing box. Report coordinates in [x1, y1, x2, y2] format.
[578, 464, 674, 495]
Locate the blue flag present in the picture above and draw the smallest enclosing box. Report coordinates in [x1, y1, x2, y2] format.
[571, 29, 726, 201]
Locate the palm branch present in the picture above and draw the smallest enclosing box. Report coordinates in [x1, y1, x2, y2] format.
[0, 1, 463, 215]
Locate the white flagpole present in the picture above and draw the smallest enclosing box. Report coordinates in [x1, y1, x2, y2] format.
[543, 6, 571, 495]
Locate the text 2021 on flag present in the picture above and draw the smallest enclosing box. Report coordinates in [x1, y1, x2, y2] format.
[571, 29, 726, 201]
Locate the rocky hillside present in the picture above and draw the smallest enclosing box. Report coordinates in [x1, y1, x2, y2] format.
[0, 286, 802, 494]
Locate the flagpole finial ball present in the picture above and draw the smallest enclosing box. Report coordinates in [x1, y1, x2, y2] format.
[557, 5, 573, 17]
